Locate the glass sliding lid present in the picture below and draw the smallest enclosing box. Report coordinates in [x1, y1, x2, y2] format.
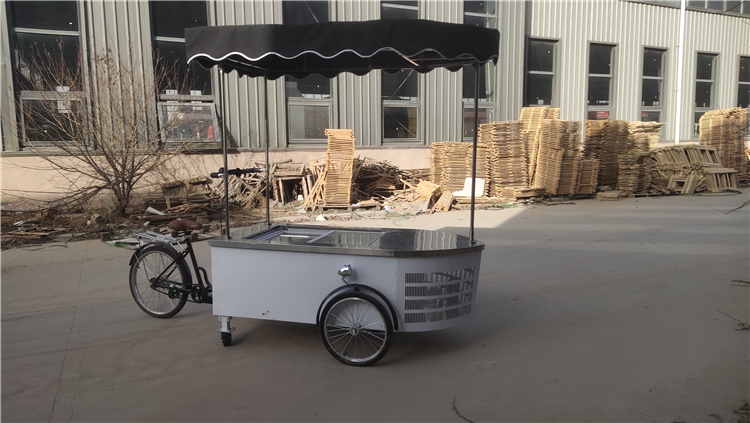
[246, 227, 387, 248]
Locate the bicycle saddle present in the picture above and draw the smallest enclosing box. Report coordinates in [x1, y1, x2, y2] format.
[169, 219, 202, 232]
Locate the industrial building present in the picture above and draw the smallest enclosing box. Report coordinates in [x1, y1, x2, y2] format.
[1, 0, 749, 196]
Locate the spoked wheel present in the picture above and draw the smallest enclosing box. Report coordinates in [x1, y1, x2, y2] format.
[320, 293, 393, 366]
[129, 244, 190, 318]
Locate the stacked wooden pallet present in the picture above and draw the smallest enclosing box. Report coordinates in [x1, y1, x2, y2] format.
[638, 157, 653, 194]
[531, 119, 565, 195]
[583, 120, 606, 160]
[558, 150, 581, 195]
[576, 159, 600, 194]
[479, 121, 528, 196]
[302, 129, 356, 210]
[616, 154, 640, 193]
[556, 121, 582, 195]
[520, 106, 557, 182]
[429, 142, 447, 188]
[699, 108, 748, 178]
[442, 141, 473, 192]
[584, 120, 630, 188]
[500, 186, 545, 201]
[628, 121, 664, 150]
[322, 129, 356, 207]
[430, 141, 490, 196]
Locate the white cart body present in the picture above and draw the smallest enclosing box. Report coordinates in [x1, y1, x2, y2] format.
[210, 224, 483, 332]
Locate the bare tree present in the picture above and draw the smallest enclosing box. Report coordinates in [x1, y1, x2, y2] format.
[11, 42, 205, 217]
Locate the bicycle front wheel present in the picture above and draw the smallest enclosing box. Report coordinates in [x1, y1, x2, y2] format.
[129, 244, 190, 318]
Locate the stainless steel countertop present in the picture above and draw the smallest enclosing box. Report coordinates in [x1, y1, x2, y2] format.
[208, 223, 484, 258]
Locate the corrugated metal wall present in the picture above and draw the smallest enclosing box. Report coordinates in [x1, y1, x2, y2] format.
[526, 0, 750, 141]
[336, 1, 380, 147]
[214, 1, 279, 149]
[3, 0, 748, 152]
[495, 0, 525, 122]
[424, 1, 463, 144]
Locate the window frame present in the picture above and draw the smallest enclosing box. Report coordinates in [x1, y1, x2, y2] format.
[149, 1, 217, 144]
[8, 1, 86, 149]
[737, 55, 750, 108]
[380, 0, 422, 145]
[587, 42, 616, 120]
[282, 0, 334, 146]
[525, 38, 558, 108]
[156, 102, 221, 143]
[641, 47, 667, 123]
[462, 1, 498, 141]
[149, 1, 212, 101]
[286, 97, 333, 145]
[693, 52, 718, 137]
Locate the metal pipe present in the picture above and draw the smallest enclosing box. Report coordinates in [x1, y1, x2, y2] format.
[263, 76, 271, 225]
[219, 69, 231, 239]
[470, 63, 480, 245]
[674, 0, 687, 144]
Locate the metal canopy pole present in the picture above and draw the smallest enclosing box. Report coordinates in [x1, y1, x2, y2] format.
[219, 69, 231, 239]
[263, 75, 271, 225]
[470, 63, 480, 245]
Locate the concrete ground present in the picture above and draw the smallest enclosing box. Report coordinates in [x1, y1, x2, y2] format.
[2, 191, 748, 422]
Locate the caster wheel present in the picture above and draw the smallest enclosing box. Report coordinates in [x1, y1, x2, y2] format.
[221, 332, 231, 347]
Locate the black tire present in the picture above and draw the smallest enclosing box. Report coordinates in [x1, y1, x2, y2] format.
[221, 332, 232, 347]
[129, 243, 190, 318]
[319, 292, 393, 366]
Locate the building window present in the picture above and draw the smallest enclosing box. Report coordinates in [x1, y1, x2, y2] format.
[738, 56, 750, 108]
[381, 1, 419, 142]
[694, 53, 717, 136]
[525, 39, 556, 107]
[587, 43, 615, 120]
[150, 1, 210, 97]
[9, 1, 82, 147]
[641, 48, 666, 122]
[283, 1, 332, 145]
[462, 1, 497, 140]
[688, 0, 750, 14]
[150, 1, 217, 142]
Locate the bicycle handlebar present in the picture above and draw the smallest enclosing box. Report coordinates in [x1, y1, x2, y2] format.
[209, 167, 265, 178]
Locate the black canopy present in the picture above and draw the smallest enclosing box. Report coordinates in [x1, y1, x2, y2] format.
[185, 19, 499, 79]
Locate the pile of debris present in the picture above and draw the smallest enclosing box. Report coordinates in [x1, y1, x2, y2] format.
[2, 213, 70, 242]
[131, 108, 750, 224]
[136, 177, 220, 224]
[352, 158, 404, 202]
[649, 145, 739, 194]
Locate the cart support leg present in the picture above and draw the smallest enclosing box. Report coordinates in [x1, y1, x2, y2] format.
[218, 316, 234, 347]
[218, 316, 234, 334]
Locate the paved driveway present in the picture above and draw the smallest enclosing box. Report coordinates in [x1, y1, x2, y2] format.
[2, 191, 748, 422]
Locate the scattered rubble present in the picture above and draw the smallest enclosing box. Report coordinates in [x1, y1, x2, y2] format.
[3, 107, 747, 247]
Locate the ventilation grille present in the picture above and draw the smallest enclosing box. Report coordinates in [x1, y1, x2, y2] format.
[404, 305, 472, 324]
[404, 268, 475, 324]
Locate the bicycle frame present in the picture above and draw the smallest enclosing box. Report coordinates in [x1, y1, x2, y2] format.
[144, 235, 212, 304]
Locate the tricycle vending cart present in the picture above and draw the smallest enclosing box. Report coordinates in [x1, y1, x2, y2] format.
[130, 19, 498, 366]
